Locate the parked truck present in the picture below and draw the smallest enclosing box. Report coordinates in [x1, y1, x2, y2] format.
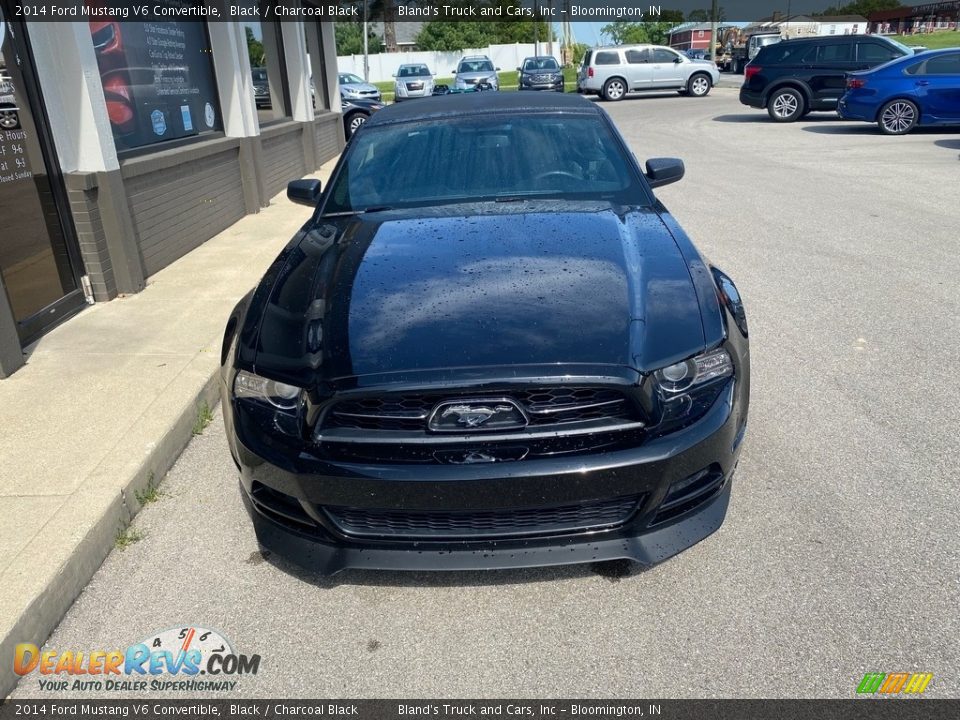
[715, 28, 784, 74]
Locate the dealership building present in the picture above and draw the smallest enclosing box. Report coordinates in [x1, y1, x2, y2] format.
[0, 3, 345, 377]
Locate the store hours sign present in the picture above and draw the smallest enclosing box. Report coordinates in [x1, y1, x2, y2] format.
[87, 1, 223, 150]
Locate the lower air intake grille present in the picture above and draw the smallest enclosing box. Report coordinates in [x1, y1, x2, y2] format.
[324, 496, 643, 540]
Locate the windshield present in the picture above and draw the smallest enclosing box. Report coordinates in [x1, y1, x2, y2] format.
[398, 65, 431, 78]
[458, 59, 495, 73]
[324, 114, 643, 214]
[523, 57, 560, 71]
[340, 73, 364, 85]
[251, 69, 267, 83]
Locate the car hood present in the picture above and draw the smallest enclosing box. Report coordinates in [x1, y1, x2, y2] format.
[342, 82, 379, 93]
[251, 204, 708, 383]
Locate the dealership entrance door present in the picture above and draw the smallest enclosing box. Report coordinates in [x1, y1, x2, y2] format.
[0, 5, 86, 346]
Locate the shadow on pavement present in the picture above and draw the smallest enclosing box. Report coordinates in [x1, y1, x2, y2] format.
[801, 123, 879, 135]
[712, 114, 769, 123]
[934, 138, 960, 150]
[713, 113, 839, 124]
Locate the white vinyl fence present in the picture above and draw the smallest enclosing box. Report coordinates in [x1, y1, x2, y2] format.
[337, 43, 563, 83]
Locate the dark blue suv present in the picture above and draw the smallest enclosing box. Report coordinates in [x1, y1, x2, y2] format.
[739, 35, 916, 122]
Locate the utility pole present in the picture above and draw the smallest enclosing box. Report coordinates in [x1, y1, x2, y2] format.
[534, 11, 540, 57]
[709, 0, 719, 60]
[362, 0, 369, 82]
[547, 0, 554, 58]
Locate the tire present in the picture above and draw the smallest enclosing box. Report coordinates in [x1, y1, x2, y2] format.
[687, 73, 711, 98]
[602, 77, 627, 102]
[345, 112, 368, 139]
[878, 99, 919, 135]
[767, 88, 805, 122]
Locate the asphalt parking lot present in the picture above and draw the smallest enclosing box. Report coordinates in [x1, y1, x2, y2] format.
[13, 89, 959, 699]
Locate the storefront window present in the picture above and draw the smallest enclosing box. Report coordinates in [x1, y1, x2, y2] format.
[86, 1, 223, 151]
[241, 2, 291, 125]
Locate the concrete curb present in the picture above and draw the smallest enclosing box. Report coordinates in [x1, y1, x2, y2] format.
[0, 355, 222, 697]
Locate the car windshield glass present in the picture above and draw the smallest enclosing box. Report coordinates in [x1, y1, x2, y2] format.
[324, 114, 644, 214]
[524, 58, 559, 71]
[341, 74, 364, 84]
[251, 69, 267, 82]
[399, 66, 430, 77]
[459, 60, 494, 73]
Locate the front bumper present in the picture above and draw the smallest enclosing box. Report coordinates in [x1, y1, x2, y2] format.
[226, 379, 745, 575]
[520, 79, 564, 92]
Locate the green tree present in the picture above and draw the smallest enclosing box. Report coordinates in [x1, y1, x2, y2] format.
[569, 42, 590, 67]
[601, 21, 678, 46]
[334, 22, 383, 56]
[600, 22, 649, 45]
[415, 22, 493, 51]
[245, 27, 264, 67]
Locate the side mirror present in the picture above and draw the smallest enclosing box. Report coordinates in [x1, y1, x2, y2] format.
[644, 158, 684, 189]
[391, 73, 397, 78]
[517, 67, 522, 72]
[287, 179, 322, 207]
[495, 66, 501, 71]
[451, 70, 457, 74]
[674, 56, 683, 63]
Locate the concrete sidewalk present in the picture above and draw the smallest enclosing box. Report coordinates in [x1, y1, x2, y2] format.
[0, 159, 338, 697]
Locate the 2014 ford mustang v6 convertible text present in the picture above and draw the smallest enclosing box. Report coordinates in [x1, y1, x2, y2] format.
[220, 93, 750, 575]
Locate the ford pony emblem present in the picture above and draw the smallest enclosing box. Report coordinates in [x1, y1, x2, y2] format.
[428, 398, 528, 432]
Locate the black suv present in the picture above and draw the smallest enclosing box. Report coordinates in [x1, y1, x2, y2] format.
[740, 35, 915, 122]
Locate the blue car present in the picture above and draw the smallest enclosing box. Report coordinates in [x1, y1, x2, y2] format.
[838, 48, 960, 135]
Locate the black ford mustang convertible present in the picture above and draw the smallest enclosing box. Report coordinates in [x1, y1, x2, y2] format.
[221, 93, 749, 575]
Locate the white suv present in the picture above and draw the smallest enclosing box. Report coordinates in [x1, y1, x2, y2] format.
[577, 45, 719, 101]
[453, 56, 500, 91]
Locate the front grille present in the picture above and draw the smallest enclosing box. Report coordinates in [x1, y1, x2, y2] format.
[406, 82, 424, 90]
[324, 387, 636, 432]
[532, 74, 555, 83]
[324, 496, 643, 539]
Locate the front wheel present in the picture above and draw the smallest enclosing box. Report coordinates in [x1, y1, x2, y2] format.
[767, 88, 805, 122]
[687, 73, 712, 97]
[878, 99, 918, 135]
[602, 77, 627, 102]
[345, 112, 368, 138]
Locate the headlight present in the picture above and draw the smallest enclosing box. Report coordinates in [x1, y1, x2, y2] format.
[655, 348, 733, 394]
[233, 370, 302, 410]
[653, 348, 733, 432]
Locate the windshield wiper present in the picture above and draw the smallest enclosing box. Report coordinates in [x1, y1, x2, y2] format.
[321, 205, 393, 217]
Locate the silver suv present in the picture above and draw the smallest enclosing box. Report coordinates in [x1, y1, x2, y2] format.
[577, 45, 719, 101]
[453, 55, 500, 91]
